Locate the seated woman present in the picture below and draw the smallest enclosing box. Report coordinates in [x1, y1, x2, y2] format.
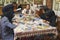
[40, 6, 57, 27]
[22, 4, 34, 16]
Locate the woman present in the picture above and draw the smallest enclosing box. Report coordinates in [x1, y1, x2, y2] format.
[2, 2, 17, 23]
[22, 4, 33, 15]
[1, 7, 17, 40]
[40, 6, 57, 26]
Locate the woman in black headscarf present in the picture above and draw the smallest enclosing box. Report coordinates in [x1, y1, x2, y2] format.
[40, 6, 57, 26]
[1, 4, 17, 40]
[2, 2, 17, 23]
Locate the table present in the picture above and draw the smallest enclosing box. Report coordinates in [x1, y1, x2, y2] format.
[13, 14, 58, 40]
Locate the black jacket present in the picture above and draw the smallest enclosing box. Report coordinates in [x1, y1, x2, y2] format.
[40, 9, 56, 26]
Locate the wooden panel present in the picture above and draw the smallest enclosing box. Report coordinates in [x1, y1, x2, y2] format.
[57, 17, 60, 32]
[0, 6, 3, 15]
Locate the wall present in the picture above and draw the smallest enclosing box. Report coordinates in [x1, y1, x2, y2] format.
[0, 6, 3, 15]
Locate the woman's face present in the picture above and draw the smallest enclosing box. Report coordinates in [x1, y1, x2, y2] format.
[41, 9, 45, 13]
[26, 5, 30, 10]
[35, 13, 40, 17]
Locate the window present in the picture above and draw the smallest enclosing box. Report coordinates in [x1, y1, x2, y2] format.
[54, 0, 60, 11]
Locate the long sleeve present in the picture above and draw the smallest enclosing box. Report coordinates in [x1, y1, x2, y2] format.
[22, 9, 26, 14]
[1, 16, 15, 40]
[5, 21, 16, 29]
[1, 16, 16, 29]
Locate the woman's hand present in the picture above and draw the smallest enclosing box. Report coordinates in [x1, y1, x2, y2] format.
[43, 20, 50, 24]
[13, 21, 19, 26]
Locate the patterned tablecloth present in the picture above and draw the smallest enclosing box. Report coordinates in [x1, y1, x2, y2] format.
[14, 27, 58, 40]
[13, 14, 58, 40]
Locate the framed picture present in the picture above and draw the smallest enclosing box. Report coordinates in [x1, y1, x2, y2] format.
[54, 0, 60, 11]
[54, 3, 59, 11]
[59, 2, 60, 11]
[0, 0, 2, 4]
[0, 0, 3, 6]
[10, 0, 18, 3]
[18, 0, 33, 4]
[27, 0, 34, 4]
[34, 0, 42, 4]
[6, 0, 10, 4]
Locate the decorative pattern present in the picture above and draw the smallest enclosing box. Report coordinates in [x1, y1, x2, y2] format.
[14, 27, 58, 39]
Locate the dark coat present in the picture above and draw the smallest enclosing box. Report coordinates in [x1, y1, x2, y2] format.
[0, 16, 16, 40]
[40, 9, 56, 26]
[1, 4, 16, 40]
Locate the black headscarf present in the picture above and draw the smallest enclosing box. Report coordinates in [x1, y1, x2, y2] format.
[40, 6, 56, 26]
[2, 2, 16, 23]
[40, 6, 49, 12]
[2, 11, 14, 23]
[40, 6, 55, 16]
